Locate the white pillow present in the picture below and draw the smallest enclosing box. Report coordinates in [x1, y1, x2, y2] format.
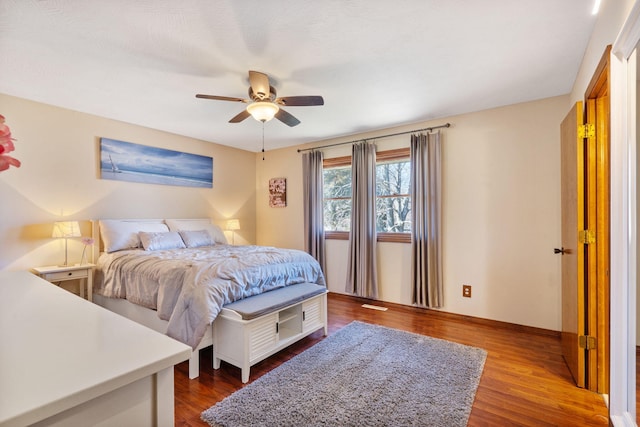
[179, 230, 215, 248]
[139, 231, 186, 251]
[165, 219, 228, 244]
[204, 224, 228, 244]
[99, 220, 169, 253]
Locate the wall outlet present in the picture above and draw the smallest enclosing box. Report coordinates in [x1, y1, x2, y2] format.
[462, 285, 472, 298]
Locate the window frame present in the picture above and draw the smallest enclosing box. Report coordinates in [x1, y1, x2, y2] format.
[323, 148, 411, 243]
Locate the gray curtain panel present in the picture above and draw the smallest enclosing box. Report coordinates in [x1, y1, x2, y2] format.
[346, 142, 378, 298]
[302, 150, 326, 274]
[411, 131, 443, 308]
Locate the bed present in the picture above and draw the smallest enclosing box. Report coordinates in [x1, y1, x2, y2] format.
[91, 219, 326, 379]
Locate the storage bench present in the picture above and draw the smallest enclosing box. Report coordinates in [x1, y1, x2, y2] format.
[212, 283, 328, 383]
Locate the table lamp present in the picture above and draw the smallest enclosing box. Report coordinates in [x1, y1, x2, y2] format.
[225, 219, 240, 245]
[52, 221, 81, 266]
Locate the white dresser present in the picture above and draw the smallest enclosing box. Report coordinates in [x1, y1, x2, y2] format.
[0, 271, 191, 427]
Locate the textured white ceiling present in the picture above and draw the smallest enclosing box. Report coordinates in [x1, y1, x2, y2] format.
[0, 0, 597, 152]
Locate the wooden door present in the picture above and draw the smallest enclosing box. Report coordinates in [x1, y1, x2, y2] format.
[560, 101, 587, 388]
[560, 46, 611, 393]
[585, 48, 610, 395]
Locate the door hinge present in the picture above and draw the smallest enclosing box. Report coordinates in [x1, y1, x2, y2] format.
[578, 123, 595, 138]
[579, 335, 597, 350]
[578, 229, 596, 245]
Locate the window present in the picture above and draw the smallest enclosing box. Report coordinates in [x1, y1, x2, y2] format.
[323, 162, 351, 232]
[323, 148, 411, 243]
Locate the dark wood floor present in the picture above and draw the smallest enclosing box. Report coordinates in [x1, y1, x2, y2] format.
[175, 293, 609, 426]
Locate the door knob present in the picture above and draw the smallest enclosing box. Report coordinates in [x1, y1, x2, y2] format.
[554, 247, 566, 255]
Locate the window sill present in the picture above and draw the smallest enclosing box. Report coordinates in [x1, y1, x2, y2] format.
[325, 231, 410, 243]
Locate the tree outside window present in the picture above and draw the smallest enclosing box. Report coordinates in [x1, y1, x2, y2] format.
[323, 148, 411, 242]
[323, 165, 351, 231]
[375, 159, 411, 233]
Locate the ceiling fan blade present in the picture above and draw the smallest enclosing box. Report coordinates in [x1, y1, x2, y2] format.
[196, 94, 247, 103]
[276, 96, 324, 107]
[229, 109, 251, 123]
[248, 70, 271, 100]
[274, 108, 300, 127]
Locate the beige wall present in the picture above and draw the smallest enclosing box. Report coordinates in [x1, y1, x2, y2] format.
[0, 94, 257, 270]
[255, 147, 306, 250]
[257, 95, 568, 331]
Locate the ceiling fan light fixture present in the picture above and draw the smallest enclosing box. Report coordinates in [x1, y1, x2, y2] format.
[247, 101, 279, 122]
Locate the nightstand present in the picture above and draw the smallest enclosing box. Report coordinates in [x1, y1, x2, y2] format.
[32, 264, 95, 302]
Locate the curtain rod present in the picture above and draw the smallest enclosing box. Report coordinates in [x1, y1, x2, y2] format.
[297, 123, 451, 153]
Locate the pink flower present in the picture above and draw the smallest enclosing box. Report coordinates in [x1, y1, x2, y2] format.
[81, 237, 95, 246]
[0, 157, 20, 172]
[0, 114, 20, 172]
[80, 237, 95, 265]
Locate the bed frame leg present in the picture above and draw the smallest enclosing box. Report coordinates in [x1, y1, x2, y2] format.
[188, 349, 199, 379]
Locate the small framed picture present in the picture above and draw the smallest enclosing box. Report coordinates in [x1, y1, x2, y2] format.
[269, 178, 287, 207]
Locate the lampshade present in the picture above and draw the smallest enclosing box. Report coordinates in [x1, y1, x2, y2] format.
[246, 102, 279, 122]
[226, 219, 241, 231]
[52, 221, 81, 238]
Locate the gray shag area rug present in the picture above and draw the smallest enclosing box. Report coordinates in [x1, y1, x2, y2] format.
[201, 321, 487, 427]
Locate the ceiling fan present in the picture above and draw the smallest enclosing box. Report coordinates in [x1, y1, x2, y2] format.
[196, 70, 324, 127]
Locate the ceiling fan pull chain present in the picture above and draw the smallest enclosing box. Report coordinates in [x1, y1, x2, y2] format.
[262, 122, 265, 161]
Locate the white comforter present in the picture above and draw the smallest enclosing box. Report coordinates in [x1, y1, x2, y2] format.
[94, 245, 326, 348]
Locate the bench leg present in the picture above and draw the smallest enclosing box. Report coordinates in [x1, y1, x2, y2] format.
[241, 364, 250, 383]
[188, 349, 200, 379]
